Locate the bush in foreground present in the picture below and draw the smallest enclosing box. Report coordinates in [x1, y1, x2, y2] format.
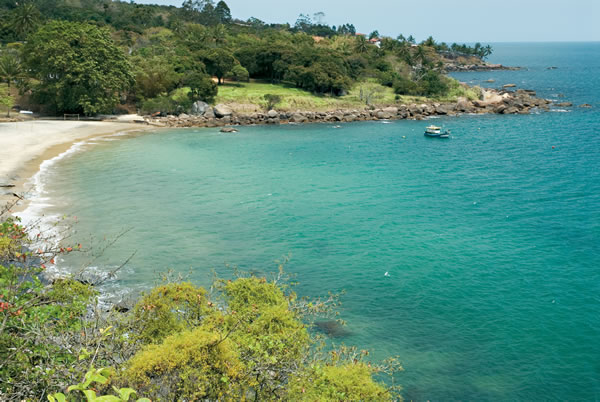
[0, 209, 403, 401]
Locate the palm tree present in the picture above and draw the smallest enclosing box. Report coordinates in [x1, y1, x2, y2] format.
[9, 2, 41, 39]
[0, 54, 22, 117]
[354, 35, 369, 53]
[211, 24, 228, 46]
[415, 45, 428, 66]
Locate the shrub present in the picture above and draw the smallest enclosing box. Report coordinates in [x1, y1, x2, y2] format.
[132, 282, 213, 344]
[122, 327, 245, 400]
[288, 362, 395, 401]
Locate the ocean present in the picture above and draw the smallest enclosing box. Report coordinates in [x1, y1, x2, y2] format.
[22, 42, 600, 400]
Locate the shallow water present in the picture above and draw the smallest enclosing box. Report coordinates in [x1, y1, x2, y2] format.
[24, 43, 600, 400]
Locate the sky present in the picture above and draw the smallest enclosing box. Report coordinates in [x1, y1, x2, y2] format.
[135, 0, 600, 43]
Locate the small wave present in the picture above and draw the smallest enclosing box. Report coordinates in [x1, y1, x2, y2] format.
[550, 109, 571, 113]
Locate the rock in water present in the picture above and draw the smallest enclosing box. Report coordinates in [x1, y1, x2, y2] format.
[191, 101, 210, 115]
[503, 83, 517, 88]
[220, 127, 238, 133]
[579, 103, 592, 108]
[314, 320, 352, 338]
[214, 104, 233, 118]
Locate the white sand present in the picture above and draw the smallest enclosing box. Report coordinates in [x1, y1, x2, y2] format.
[0, 120, 151, 184]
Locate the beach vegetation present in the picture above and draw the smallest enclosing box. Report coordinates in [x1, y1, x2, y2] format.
[0, 208, 403, 400]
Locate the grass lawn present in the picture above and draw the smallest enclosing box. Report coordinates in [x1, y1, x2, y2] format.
[214, 80, 363, 111]
[186, 78, 480, 112]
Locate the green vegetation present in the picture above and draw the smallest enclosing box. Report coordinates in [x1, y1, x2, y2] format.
[0, 0, 491, 116]
[0, 204, 403, 400]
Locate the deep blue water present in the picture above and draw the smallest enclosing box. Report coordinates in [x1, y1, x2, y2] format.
[26, 43, 600, 400]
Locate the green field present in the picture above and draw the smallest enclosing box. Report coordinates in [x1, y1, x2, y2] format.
[212, 79, 479, 112]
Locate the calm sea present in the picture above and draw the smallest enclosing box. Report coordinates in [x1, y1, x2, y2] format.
[23, 43, 600, 400]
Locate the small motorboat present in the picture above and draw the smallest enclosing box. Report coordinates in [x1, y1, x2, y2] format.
[424, 125, 441, 136]
[424, 125, 451, 138]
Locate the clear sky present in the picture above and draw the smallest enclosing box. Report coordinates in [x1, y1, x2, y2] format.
[135, 0, 600, 43]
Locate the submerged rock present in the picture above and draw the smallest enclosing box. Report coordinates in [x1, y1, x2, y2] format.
[220, 127, 238, 133]
[314, 320, 352, 338]
[579, 103, 592, 108]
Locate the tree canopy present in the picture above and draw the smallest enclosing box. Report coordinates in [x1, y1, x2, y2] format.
[24, 21, 133, 115]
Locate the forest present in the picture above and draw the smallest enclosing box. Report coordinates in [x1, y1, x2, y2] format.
[0, 0, 492, 116]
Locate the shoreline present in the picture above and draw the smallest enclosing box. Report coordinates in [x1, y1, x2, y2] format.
[148, 88, 554, 128]
[0, 120, 157, 210]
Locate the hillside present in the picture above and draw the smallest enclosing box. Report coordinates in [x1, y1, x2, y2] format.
[0, 0, 494, 117]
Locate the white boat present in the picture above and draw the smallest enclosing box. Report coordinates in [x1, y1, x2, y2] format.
[424, 125, 450, 138]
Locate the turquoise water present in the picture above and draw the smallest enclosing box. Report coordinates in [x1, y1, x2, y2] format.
[30, 43, 600, 400]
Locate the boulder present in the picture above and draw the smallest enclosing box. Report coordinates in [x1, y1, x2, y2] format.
[267, 109, 278, 118]
[579, 103, 592, 108]
[178, 113, 190, 119]
[555, 102, 573, 107]
[382, 106, 398, 115]
[291, 113, 307, 123]
[493, 104, 507, 114]
[503, 83, 517, 88]
[203, 108, 216, 119]
[213, 104, 233, 118]
[220, 127, 238, 133]
[190, 101, 210, 115]
[502, 106, 519, 114]
[455, 98, 474, 112]
[435, 104, 452, 115]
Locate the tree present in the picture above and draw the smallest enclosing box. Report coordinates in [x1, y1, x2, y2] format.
[0, 53, 22, 117]
[214, 0, 231, 23]
[133, 56, 181, 100]
[23, 21, 134, 115]
[9, 2, 41, 39]
[185, 70, 218, 103]
[369, 30, 380, 40]
[354, 35, 369, 53]
[263, 93, 282, 110]
[227, 64, 249, 82]
[205, 48, 236, 84]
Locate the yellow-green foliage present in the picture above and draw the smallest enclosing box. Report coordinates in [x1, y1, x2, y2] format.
[0, 236, 16, 260]
[47, 278, 96, 304]
[224, 276, 288, 312]
[442, 77, 482, 101]
[288, 362, 395, 401]
[233, 304, 309, 365]
[132, 282, 212, 344]
[123, 327, 245, 400]
[223, 277, 309, 397]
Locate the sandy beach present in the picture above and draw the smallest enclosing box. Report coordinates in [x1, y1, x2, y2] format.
[0, 120, 154, 205]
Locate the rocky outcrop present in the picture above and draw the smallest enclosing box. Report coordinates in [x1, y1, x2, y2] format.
[147, 88, 553, 128]
[444, 62, 520, 72]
